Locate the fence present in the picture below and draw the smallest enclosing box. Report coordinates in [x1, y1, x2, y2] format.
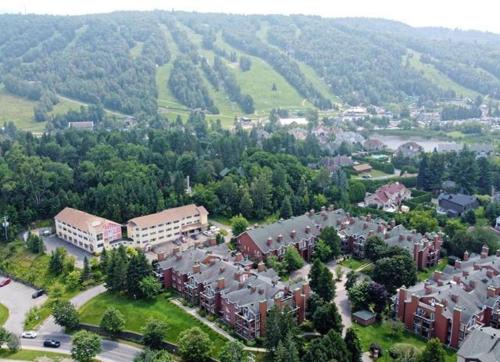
[79, 323, 218, 361]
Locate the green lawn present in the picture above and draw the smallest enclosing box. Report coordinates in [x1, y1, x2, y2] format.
[79, 292, 228, 357]
[339, 258, 371, 271]
[353, 321, 456, 362]
[0, 303, 8, 326]
[417, 258, 448, 282]
[0, 349, 71, 361]
[0, 85, 85, 132]
[405, 50, 478, 98]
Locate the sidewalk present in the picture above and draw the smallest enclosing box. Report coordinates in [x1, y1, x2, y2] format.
[170, 298, 267, 353]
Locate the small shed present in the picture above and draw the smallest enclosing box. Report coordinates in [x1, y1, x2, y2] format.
[352, 310, 376, 326]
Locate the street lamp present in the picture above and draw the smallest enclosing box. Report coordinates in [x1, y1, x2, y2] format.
[2, 216, 9, 241]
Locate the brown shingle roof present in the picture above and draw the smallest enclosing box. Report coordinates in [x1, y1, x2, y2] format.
[128, 204, 208, 229]
[353, 163, 372, 172]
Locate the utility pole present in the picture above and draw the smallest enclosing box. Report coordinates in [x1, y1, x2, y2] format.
[2, 216, 9, 241]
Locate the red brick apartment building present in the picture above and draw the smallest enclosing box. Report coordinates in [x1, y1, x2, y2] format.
[395, 246, 500, 348]
[237, 207, 442, 270]
[158, 246, 309, 340]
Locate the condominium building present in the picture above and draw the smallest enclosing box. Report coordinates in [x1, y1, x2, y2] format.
[54, 207, 122, 253]
[158, 246, 309, 340]
[237, 207, 442, 270]
[395, 247, 500, 349]
[127, 204, 209, 248]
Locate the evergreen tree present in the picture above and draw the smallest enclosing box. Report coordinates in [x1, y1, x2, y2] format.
[309, 260, 336, 301]
[106, 246, 128, 292]
[100, 248, 109, 273]
[81, 256, 91, 282]
[49, 247, 66, 275]
[417, 153, 430, 190]
[312, 302, 343, 334]
[238, 189, 253, 218]
[280, 196, 293, 219]
[126, 251, 153, 298]
[477, 156, 492, 194]
[274, 333, 299, 362]
[344, 328, 362, 362]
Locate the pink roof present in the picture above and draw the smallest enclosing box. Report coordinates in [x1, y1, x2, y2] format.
[371, 183, 408, 203]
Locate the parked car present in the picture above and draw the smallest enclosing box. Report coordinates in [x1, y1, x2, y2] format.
[41, 229, 51, 236]
[21, 331, 37, 339]
[0, 278, 11, 287]
[32, 289, 45, 299]
[43, 339, 61, 348]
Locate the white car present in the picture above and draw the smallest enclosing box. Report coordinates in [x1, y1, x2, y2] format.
[21, 331, 37, 339]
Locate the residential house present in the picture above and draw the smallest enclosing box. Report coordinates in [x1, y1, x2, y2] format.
[394, 142, 424, 158]
[55, 207, 122, 253]
[395, 248, 500, 349]
[158, 247, 309, 339]
[317, 156, 353, 174]
[353, 163, 373, 174]
[68, 121, 94, 130]
[278, 117, 308, 126]
[364, 182, 411, 212]
[288, 128, 308, 141]
[127, 204, 208, 249]
[363, 139, 386, 152]
[437, 193, 478, 217]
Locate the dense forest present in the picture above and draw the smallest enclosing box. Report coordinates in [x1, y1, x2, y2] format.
[3, 12, 500, 123]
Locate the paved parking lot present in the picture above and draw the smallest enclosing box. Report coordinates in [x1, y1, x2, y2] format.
[41, 234, 91, 268]
[0, 280, 47, 334]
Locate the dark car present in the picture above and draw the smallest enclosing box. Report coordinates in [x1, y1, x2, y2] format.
[32, 289, 45, 299]
[0, 278, 11, 287]
[43, 339, 61, 348]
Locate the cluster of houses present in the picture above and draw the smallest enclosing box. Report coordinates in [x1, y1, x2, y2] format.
[54, 204, 209, 254]
[363, 182, 412, 212]
[396, 247, 500, 354]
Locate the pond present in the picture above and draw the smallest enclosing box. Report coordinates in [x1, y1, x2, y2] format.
[372, 134, 460, 152]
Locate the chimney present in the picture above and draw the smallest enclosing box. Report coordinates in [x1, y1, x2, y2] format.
[377, 224, 384, 233]
[363, 222, 368, 230]
[235, 252, 243, 262]
[290, 230, 296, 239]
[309, 209, 315, 216]
[209, 237, 217, 246]
[217, 277, 225, 290]
[469, 280, 476, 290]
[219, 266, 225, 273]
[488, 286, 497, 298]
[328, 204, 334, 211]
[156, 252, 166, 261]
[176, 254, 182, 261]
[257, 261, 265, 272]
[482, 245, 490, 258]
[433, 271, 442, 282]
[424, 282, 432, 295]
[454, 260, 462, 269]
[321, 206, 326, 212]
[234, 271, 241, 281]
[305, 226, 311, 234]
[407, 235, 412, 241]
[487, 269, 494, 278]
[473, 262, 480, 271]
[251, 285, 257, 293]
[259, 300, 267, 335]
[192, 263, 201, 274]
[321, 211, 328, 220]
[258, 287, 264, 295]
[384, 233, 389, 239]
[462, 270, 469, 277]
[302, 282, 311, 297]
[277, 234, 283, 243]
[463, 250, 469, 261]
[274, 294, 283, 310]
[336, 219, 341, 226]
[267, 237, 273, 246]
[451, 294, 458, 303]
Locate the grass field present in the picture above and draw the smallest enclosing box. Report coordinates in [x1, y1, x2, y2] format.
[339, 258, 371, 271]
[417, 258, 448, 282]
[406, 50, 478, 99]
[0, 350, 72, 361]
[0, 303, 8, 326]
[0, 85, 86, 132]
[79, 292, 228, 357]
[353, 321, 456, 362]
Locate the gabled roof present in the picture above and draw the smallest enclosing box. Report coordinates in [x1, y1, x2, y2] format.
[128, 204, 208, 228]
[458, 327, 500, 362]
[55, 207, 120, 233]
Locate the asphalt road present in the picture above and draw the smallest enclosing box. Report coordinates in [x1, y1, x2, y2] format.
[0, 280, 47, 334]
[21, 284, 140, 362]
